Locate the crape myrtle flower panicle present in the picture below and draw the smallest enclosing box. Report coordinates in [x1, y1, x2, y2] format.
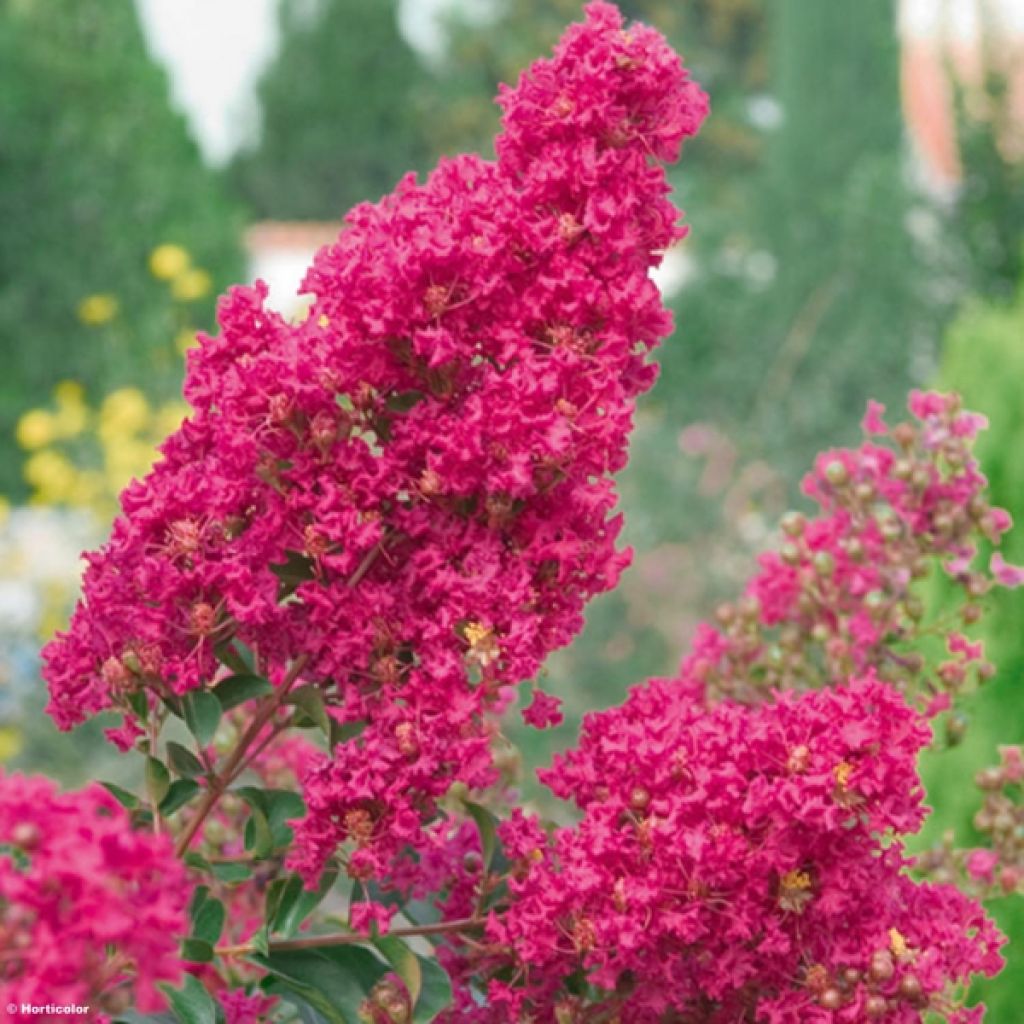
[683, 392, 1021, 707]
[40, 0, 708, 889]
[0, 772, 189, 1016]
[447, 677, 1002, 1023]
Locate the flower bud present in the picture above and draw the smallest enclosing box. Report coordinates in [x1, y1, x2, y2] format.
[780, 511, 805, 537]
[818, 987, 842, 1010]
[824, 460, 849, 486]
[898, 974, 922, 1001]
[869, 951, 894, 981]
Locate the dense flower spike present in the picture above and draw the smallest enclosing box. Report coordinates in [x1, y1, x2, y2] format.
[682, 392, 1020, 709]
[0, 772, 189, 1015]
[443, 678, 1002, 1023]
[41, 2, 707, 887]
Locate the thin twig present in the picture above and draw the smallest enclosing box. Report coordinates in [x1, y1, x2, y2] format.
[174, 653, 310, 858]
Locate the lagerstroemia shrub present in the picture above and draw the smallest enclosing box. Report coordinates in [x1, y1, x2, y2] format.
[5, 4, 1022, 1022]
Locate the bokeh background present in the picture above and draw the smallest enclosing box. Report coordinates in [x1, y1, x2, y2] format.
[1, 0, 1022, 1014]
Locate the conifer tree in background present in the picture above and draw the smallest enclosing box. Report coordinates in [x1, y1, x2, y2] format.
[230, 0, 431, 220]
[0, 0, 243, 494]
[658, 0, 937, 478]
[425, 0, 766, 185]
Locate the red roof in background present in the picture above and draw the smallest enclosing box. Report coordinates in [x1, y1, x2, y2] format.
[244, 221, 340, 252]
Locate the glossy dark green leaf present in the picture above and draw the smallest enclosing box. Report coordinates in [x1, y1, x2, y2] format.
[181, 937, 214, 963]
[286, 685, 331, 735]
[462, 800, 498, 872]
[244, 805, 274, 858]
[275, 867, 338, 937]
[193, 896, 226, 944]
[210, 860, 253, 884]
[160, 778, 200, 816]
[127, 690, 149, 722]
[270, 549, 316, 599]
[101, 781, 140, 810]
[158, 972, 217, 1024]
[236, 786, 306, 850]
[251, 945, 386, 1024]
[184, 851, 212, 874]
[167, 742, 205, 779]
[412, 954, 454, 1023]
[374, 935, 422, 1005]
[213, 673, 273, 710]
[214, 641, 253, 676]
[145, 756, 171, 806]
[183, 690, 222, 748]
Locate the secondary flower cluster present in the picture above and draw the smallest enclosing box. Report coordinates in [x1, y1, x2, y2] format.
[0, 772, 189, 1016]
[683, 393, 1021, 709]
[41, 2, 708, 890]
[442, 677, 1002, 1023]
[917, 744, 1024, 901]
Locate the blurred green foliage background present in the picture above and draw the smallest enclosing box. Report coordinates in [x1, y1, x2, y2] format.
[1, 0, 1021, 1015]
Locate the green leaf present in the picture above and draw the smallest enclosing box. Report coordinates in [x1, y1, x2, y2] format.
[158, 972, 217, 1024]
[250, 924, 270, 957]
[145, 756, 171, 806]
[251, 946, 387, 1024]
[264, 876, 292, 930]
[127, 690, 149, 722]
[189, 885, 210, 920]
[214, 641, 253, 675]
[286, 685, 331, 735]
[275, 868, 338, 937]
[210, 860, 253, 884]
[244, 805, 274, 858]
[160, 778, 200, 816]
[183, 690, 222, 748]
[462, 800, 498, 872]
[193, 896, 226, 944]
[181, 937, 214, 963]
[236, 786, 306, 850]
[184, 851, 212, 874]
[385, 389, 424, 412]
[374, 935, 422, 1005]
[167, 742, 205, 779]
[213, 673, 273, 710]
[270, 549, 316, 599]
[101, 781, 140, 810]
[412, 955, 453, 1023]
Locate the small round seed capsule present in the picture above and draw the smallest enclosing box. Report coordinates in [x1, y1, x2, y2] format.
[898, 974, 922, 1001]
[819, 987, 842, 1010]
[865, 994, 888, 1017]
[869, 951, 894, 981]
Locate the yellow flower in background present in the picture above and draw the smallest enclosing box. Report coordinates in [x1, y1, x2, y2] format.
[51, 380, 88, 438]
[103, 438, 159, 492]
[24, 449, 78, 503]
[15, 409, 57, 450]
[0, 496, 9, 525]
[77, 293, 118, 326]
[0, 727, 23, 763]
[156, 402, 188, 438]
[171, 268, 212, 302]
[98, 388, 150, 441]
[149, 243, 190, 281]
[53, 380, 85, 405]
[175, 327, 199, 356]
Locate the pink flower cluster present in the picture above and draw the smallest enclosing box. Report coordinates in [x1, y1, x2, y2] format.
[683, 392, 1020, 708]
[41, 2, 708, 888]
[446, 677, 1002, 1023]
[0, 772, 189, 1016]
